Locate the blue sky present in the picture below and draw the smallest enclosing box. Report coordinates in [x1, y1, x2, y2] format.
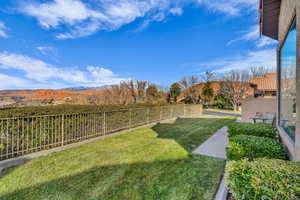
[0, 0, 277, 90]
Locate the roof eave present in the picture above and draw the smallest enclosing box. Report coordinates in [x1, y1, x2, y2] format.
[259, 0, 281, 40]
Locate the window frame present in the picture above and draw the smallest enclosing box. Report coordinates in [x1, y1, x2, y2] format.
[278, 18, 297, 141]
[276, 12, 298, 159]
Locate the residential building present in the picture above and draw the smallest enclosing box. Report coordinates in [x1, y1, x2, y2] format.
[250, 72, 277, 97]
[260, 0, 300, 161]
[241, 72, 277, 122]
[189, 81, 254, 96]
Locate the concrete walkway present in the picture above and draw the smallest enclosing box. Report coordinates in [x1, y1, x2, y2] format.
[203, 110, 241, 117]
[193, 127, 228, 159]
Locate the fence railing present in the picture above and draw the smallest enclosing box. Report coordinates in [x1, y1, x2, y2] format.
[0, 104, 202, 161]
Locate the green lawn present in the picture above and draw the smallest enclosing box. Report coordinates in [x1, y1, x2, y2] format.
[0, 116, 235, 200]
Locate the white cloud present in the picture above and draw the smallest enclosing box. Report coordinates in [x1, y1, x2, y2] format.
[22, 0, 108, 39]
[134, 5, 183, 31]
[21, 0, 257, 39]
[0, 74, 33, 89]
[36, 46, 55, 55]
[256, 37, 277, 48]
[21, 0, 186, 39]
[199, 48, 276, 73]
[169, 7, 183, 15]
[22, 0, 104, 29]
[0, 74, 68, 90]
[239, 25, 259, 40]
[0, 21, 8, 38]
[197, 0, 258, 16]
[0, 52, 127, 89]
[86, 66, 126, 85]
[228, 25, 277, 48]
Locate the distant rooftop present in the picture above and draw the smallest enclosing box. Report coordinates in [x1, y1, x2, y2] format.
[250, 72, 277, 91]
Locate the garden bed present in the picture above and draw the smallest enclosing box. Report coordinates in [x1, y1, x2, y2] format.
[226, 158, 300, 200]
[225, 123, 299, 200]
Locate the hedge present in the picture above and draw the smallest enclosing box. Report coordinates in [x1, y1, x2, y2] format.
[0, 103, 173, 118]
[226, 135, 286, 160]
[226, 158, 300, 200]
[228, 122, 277, 139]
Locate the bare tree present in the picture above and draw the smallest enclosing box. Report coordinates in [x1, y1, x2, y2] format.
[87, 95, 100, 105]
[123, 80, 148, 104]
[136, 80, 148, 103]
[199, 71, 215, 105]
[250, 66, 269, 78]
[146, 84, 159, 103]
[179, 76, 200, 104]
[156, 85, 168, 103]
[179, 77, 188, 90]
[220, 70, 250, 111]
[125, 80, 138, 104]
[104, 82, 131, 105]
[200, 71, 215, 83]
[103, 80, 171, 105]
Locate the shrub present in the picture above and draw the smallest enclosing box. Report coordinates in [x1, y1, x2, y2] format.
[228, 122, 276, 139]
[226, 158, 300, 200]
[227, 135, 286, 160]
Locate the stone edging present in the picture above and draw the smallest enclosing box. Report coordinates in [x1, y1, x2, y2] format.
[214, 172, 228, 200]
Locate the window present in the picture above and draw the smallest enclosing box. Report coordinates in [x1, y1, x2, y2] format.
[280, 20, 297, 141]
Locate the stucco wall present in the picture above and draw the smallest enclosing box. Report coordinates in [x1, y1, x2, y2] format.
[278, 0, 298, 42]
[241, 97, 276, 123]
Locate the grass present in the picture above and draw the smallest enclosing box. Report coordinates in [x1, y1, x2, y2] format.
[0, 116, 235, 200]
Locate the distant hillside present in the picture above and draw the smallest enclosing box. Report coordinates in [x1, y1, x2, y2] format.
[0, 89, 105, 98]
[63, 86, 108, 91]
[0, 88, 106, 107]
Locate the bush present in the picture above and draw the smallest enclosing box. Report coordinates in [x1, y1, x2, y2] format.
[228, 122, 277, 139]
[227, 135, 286, 160]
[226, 158, 300, 200]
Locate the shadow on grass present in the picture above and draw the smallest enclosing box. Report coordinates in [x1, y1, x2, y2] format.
[152, 117, 235, 153]
[0, 157, 31, 178]
[0, 117, 234, 200]
[0, 157, 224, 200]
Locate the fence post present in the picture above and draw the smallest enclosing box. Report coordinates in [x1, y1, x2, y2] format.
[147, 108, 150, 124]
[129, 109, 132, 129]
[160, 106, 162, 121]
[61, 114, 64, 147]
[103, 112, 106, 135]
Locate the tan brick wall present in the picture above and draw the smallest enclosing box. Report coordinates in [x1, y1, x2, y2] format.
[241, 97, 276, 123]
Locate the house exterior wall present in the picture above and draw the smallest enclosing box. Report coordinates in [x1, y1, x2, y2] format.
[241, 97, 276, 123]
[278, 0, 298, 42]
[277, 0, 300, 161]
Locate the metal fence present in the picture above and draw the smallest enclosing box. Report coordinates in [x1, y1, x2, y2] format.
[0, 104, 202, 160]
